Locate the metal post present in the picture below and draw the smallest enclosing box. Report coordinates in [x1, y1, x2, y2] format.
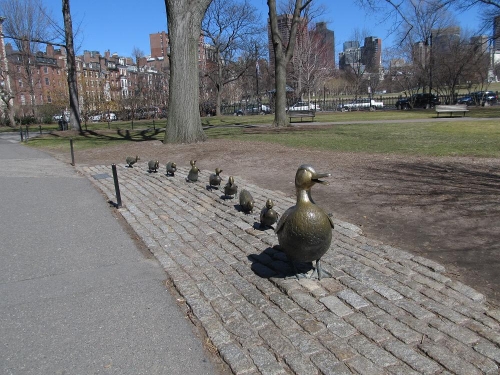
[39, 124, 42, 134]
[111, 164, 122, 208]
[70, 138, 75, 166]
[19, 126, 23, 142]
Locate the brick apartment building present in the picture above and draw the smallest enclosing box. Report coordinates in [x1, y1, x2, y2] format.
[0, 33, 168, 121]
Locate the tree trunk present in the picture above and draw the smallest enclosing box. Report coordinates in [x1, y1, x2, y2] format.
[62, 0, 81, 132]
[164, 0, 210, 144]
[215, 56, 223, 116]
[268, 0, 311, 127]
[273, 57, 289, 127]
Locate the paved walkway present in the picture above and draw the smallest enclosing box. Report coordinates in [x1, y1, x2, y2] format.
[0, 138, 221, 375]
[80, 161, 500, 375]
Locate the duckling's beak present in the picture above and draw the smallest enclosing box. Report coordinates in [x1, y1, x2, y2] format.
[312, 172, 331, 185]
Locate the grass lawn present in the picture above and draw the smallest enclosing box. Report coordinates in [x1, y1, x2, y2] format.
[12, 107, 500, 158]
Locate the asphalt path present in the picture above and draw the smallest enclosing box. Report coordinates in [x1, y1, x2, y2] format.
[0, 135, 221, 374]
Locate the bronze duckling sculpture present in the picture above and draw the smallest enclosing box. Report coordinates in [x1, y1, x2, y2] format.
[148, 160, 159, 173]
[186, 160, 200, 182]
[239, 189, 254, 213]
[275, 164, 334, 280]
[223, 176, 238, 199]
[209, 168, 223, 190]
[260, 199, 279, 229]
[166, 161, 177, 176]
[126, 155, 139, 168]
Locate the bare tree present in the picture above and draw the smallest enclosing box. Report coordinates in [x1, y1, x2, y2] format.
[0, 17, 15, 126]
[0, 0, 53, 117]
[289, 22, 330, 102]
[432, 31, 491, 103]
[202, 0, 263, 116]
[439, 0, 500, 24]
[163, 0, 211, 144]
[268, 0, 314, 127]
[62, 0, 81, 131]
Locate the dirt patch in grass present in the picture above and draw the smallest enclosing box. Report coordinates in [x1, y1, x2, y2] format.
[48, 137, 500, 307]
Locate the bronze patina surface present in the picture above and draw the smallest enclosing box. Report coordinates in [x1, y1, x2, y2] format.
[148, 160, 159, 173]
[209, 168, 223, 189]
[187, 160, 200, 182]
[239, 189, 254, 213]
[125, 155, 139, 168]
[166, 161, 177, 176]
[260, 199, 279, 228]
[223, 176, 238, 199]
[275, 164, 334, 279]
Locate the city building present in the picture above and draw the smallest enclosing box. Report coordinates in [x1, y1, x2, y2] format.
[311, 22, 335, 70]
[149, 31, 169, 59]
[4, 42, 67, 112]
[362, 36, 382, 72]
[431, 26, 461, 54]
[493, 16, 500, 79]
[267, 14, 308, 70]
[493, 15, 500, 52]
[339, 37, 381, 73]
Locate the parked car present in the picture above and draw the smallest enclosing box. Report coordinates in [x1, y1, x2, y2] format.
[456, 95, 477, 106]
[235, 104, 271, 116]
[338, 98, 384, 111]
[476, 91, 498, 105]
[102, 112, 117, 121]
[457, 91, 498, 106]
[395, 93, 440, 109]
[137, 107, 161, 119]
[53, 111, 70, 122]
[90, 114, 102, 122]
[288, 101, 320, 111]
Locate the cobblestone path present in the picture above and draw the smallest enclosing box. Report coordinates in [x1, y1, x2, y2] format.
[79, 162, 500, 375]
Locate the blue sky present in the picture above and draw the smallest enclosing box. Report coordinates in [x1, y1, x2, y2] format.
[40, 0, 485, 59]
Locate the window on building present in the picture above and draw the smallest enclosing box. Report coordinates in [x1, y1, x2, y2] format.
[43, 66, 48, 74]
[20, 94, 25, 105]
[18, 79, 22, 88]
[45, 77, 50, 85]
[47, 95, 52, 103]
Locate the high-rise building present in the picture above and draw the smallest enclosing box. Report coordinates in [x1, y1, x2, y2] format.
[267, 14, 307, 70]
[494, 15, 500, 52]
[313, 22, 335, 70]
[339, 41, 361, 69]
[149, 31, 169, 59]
[339, 37, 382, 72]
[362, 36, 382, 72]
[431, 26, 461, 53]
[470, 35, 489, 55]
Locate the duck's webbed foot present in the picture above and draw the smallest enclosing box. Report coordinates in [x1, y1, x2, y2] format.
[285, 260, 315, 279]
[313, 259, 332, 280]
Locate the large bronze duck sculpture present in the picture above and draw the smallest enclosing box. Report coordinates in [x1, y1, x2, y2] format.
[186, 160, 200, 182]
[209, 168, 223, 190]
[166, 162, 177, 176]
[275, 164, 334, 280]
[223, 176, 238, 199]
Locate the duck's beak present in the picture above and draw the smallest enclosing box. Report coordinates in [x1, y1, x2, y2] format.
[312, 172, 331, 185]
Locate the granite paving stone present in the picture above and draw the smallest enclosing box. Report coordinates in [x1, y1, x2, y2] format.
[79, 163, 500, 375]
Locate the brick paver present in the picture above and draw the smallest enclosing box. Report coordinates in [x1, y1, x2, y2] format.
[79, 162, 500, 375]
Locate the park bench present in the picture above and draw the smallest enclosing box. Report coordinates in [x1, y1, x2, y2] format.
[288, 110, 316, 123]
[435, 104, 469, 117]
